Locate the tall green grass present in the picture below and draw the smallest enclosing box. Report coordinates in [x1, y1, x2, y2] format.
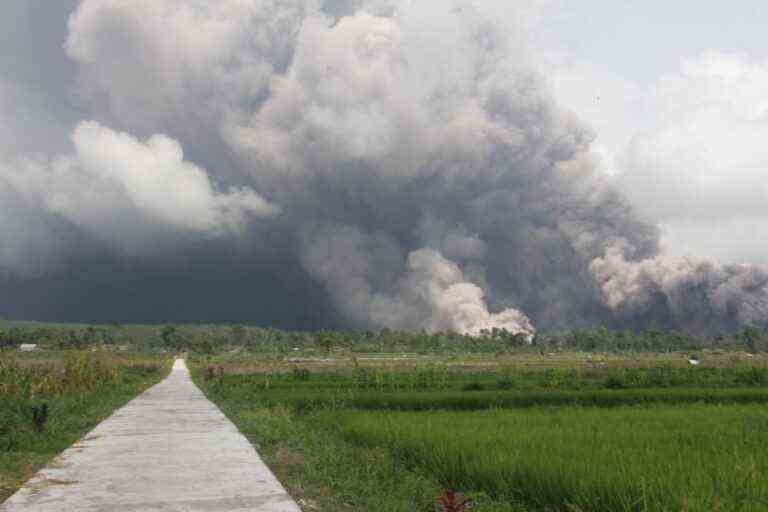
[200, 362, 768, 411]
[194, 368, 469, 511]
[203, 364, 768, 395]
[0, 352, 170, 501]
[321, 405, 768, 511]
[197, 361, 768, 510]
[213, 386, 768, 412]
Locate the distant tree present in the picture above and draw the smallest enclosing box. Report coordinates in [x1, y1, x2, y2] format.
[317, 331, 335, 353]
[160, 325, 180, 349]
[742, 325, 763, 354]
[194, 339, 214, 355]
[83, 326, 99, 346]
[0, 325, 9, 348]
[231, 325, 247, 345]
[60, 330, 85, 349]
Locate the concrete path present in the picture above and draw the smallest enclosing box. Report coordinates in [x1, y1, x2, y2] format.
[1, 359, 301, 512]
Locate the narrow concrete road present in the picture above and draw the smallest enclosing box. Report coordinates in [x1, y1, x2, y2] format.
[1, 359, 301, 512]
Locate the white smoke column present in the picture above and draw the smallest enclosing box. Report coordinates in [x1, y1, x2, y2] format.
[371, 249, 535, 336]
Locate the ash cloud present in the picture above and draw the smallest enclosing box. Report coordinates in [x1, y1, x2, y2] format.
[0, 0, 766, 334]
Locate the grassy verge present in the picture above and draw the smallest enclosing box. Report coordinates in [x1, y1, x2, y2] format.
[0, 355, 170, 502]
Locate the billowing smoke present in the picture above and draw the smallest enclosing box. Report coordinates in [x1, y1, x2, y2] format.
[0, 0, 766, 335]
[591, 247, 768, 333]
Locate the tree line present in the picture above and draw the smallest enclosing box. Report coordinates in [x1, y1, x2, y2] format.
[1, 320, 766, 354]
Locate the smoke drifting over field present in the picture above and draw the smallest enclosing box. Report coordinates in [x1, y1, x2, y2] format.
[0, 0, 766, 334]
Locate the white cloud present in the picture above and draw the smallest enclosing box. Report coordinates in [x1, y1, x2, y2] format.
[546, 60, 646, 174]
[544, 51, 768, 265]
[4, 121, 278, 252]
[659, 219, 768, 265]
[615, 52, 768, 264]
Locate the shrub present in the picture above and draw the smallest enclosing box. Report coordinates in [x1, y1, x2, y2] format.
[604, 374, 627, 389]
[0, 399, 21, 451]
[31, 403, 49, 432]
[545, 368, 581, 389]
[292, 368, 311, 381]
[734, 366, 766, 385]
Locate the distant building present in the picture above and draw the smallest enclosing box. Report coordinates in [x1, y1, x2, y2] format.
[19, 344, 39, 352]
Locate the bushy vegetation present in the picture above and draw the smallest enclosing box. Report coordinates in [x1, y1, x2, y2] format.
[0, 352, 169, 501]
[0, 352, 120, 401]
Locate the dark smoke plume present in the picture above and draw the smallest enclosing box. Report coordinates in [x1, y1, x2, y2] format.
[0, 0, 766, 335]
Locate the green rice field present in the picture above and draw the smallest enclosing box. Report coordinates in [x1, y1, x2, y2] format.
[194, 352, 768, 511]
[321, 405, 768, 511]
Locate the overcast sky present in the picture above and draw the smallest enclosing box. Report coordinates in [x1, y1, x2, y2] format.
[534, 1, 768, 264]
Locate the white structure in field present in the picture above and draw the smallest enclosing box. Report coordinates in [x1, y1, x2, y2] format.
[19, 344, 39, 352]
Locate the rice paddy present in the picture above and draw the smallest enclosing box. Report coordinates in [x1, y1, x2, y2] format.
[194, 350, 768, 511]
[321, 406, 768, 511]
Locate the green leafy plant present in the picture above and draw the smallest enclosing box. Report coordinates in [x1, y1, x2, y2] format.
[31, 402, 49, 432]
